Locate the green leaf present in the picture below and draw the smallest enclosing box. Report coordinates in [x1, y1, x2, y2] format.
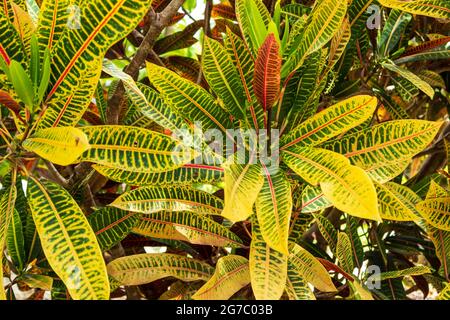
[336, 232, 354, 274]
[107, 253, 214, 286]
[203, 36, 246, 119]
[382, 62, 435, 99]
[80, 126, 194, 173]
[27, 178, 109, 300]
[235, 0, 271, 56]
[111, 185, 224, 215]
[281, 95, 377, 149]
[256, 170, 292, 254]
[250, 218, 287, 300]
[132, 211, 243, 247]
[6, 209, 25, 271]
[283, 147, 380, 221]
[88, 207, 140, 251]
[222, 159, 264, 223]
[288, 241, 336, 292]
[192, 255, 250, 300]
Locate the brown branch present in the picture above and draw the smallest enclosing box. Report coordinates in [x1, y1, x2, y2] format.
[107, 0, 185, 125]
[196, 0, 212, 84]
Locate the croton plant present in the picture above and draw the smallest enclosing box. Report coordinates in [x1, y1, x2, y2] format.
[0, 0, 449, 300]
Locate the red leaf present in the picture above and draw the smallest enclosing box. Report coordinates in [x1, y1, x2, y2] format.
[402, 36, 450, 56]
[212, 4, 236, 20]
[253, 33, 281, 112]
[0, 90, 20, 113]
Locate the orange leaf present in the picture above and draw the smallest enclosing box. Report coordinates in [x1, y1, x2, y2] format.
[253, 33, 281, 112]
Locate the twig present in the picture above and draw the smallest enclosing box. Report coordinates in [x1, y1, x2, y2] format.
[196, 0, 212, 84]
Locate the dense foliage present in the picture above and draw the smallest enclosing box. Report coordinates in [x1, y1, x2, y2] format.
[0, 0, 449, 300]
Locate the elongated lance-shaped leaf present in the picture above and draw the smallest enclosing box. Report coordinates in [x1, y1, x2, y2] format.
[319, 18, 351, 83]
[27, 178, 109, 300]
[416, 70, 447, 89]
[203, 36, 246, 120]
[301, 185, 331, 213]
[286, 272, 315, 300]
[312, 212, 338, 253]
[253, 33, 281, 113]
[224, 28, 254, 103]
[416, 197, 450, 231]
[6, 209, 25, 271]
[0, 185, 17, 300]
[395, 48, 450, 64]
[88, 207, 140, 251]
[10, 2, 35, 54]
[378, 9, 412, 57]
[336, 232, 354, 274]
[288, 242, 336, 292]
[0, 10, 26, 66]
[281, 95, 377, 150]
[112, 185, 224, 215]
[153, 20, 203, 54]
[283, 147, 380, 221]
[371, 266, 432, 281]
[36, 0, 152, 129]
[134, 82, 188, 133]
[132, 211, 243, 247]
[192, 255, 250, 300]
[345, 215, 364, 270]
[256, 169, 292, 254]
[37, 0, 71, 52]
[159, 280, 203, 300]
[250, 218, 287, 300]
[235, 0, 271, 57]
[281, 50, 326, 131]
[378, 0, 450, 19]
[93, 163, 224, 187]
[23, 127, 91, 166]
[19, 274, 54, 291]
[107, 253, 214, 286]
[403, 36, 450, 57]
[392, 76, 419, 102]
[146, 62, 233, 134]
[281, 0, 348, 78]
[375, 182, 421, 221]
[322, 120, 443, 183]
[382, 62, 434, 99]
[221, 157, 264, 223]
[80, 126, 194, 173]
[426, 224, 450, 279]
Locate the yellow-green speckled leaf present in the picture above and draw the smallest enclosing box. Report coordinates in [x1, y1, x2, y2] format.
[323, 120, 443, 183]
[281, 95, 377, 150]
[27, 177, 109, 300]
[250, 219, 287, 300]
[107, 253, 214, 286]
[256, 170, 292, 254]
[438, 283, 450, 300]
[283, 147, 380, 221]
[336, 232, 354, 274]
[192, 255, 250, 300]
[111, 185, 223, 215]
[378, 0, 450, 19]
[222, 159, 264, 223]
[37, 0, 152, 129]
[146, 62, 233, 133]
[0, 185, 17, 300]
[375, 182, 421, 221]
[80, 126, 194, 173]
[416, 197, 450, 231]
[23, 127, 90, 166]
[132, 211, 243, 247]
[288, 241, 336, 292]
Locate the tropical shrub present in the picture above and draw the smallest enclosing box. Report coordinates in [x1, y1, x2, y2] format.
[0, 0, 449, 300]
